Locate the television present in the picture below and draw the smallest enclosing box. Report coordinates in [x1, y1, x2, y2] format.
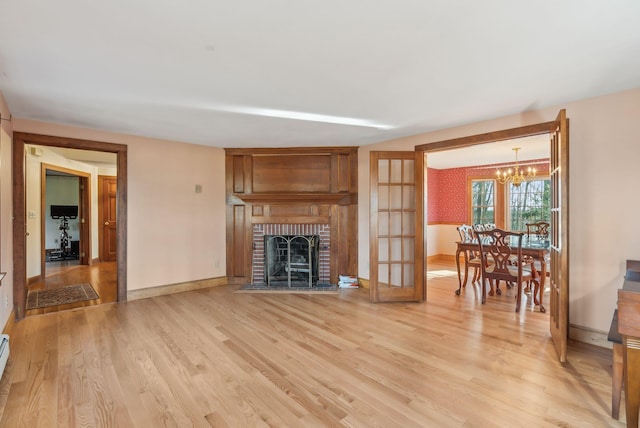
[50, 205, 78, 219]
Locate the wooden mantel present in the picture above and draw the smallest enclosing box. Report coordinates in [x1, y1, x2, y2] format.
[225, 147, 358, 284]
[228, 193, 357, 205]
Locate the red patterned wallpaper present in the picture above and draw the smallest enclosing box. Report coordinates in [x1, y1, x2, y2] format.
[427, 159, 549, 223]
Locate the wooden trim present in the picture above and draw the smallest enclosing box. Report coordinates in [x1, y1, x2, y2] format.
[2, 309, 16, 336]
[41, 162, 91, 178]
[251, 216, 331, 225]
[427, 254, 457, 263]
[569, 324, 610, 349]
[358, 278, 370, 289]
[627, 259, 640, 272]
[224, 147, 358, 155]
[417, 151, 426, 301]
[116, 150, 127, 302]
[98, 176, 104, 261]
[13, 135, 27, 320]
[13, 132, 127, 320]
[39, 164, 45, 279]
[80, 175, 91, 265]
[415, 122, 555, 152]
[27, 275, 42, 286]
[127, 276, 228, 301]
[14, 132, 127, 152]
[235, 193, 356, 204]
[225, 147, 358, 283]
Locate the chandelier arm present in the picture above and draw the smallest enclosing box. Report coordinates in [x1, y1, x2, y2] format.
[494, 147, 537, 187]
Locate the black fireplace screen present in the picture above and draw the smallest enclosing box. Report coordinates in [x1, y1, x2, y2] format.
[264, 235, 320, 287]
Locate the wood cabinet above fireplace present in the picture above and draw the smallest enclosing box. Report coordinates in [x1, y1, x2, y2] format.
[225, 147, 358, 284]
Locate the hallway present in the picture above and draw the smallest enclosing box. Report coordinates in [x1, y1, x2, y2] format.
[26, 261, 117, 316]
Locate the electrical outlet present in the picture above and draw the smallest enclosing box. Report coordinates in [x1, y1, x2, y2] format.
[4, 296, 8, 308]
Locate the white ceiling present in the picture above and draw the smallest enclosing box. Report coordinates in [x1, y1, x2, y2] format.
[1, 1, 639, 154]
[427, 135, 549, 169]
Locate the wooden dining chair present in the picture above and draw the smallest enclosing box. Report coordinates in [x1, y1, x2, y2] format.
[525, 221, 550, 290]
[457, 224, 482, 287]
[526, 221, 550, 240]
[475, 228, 533, 312]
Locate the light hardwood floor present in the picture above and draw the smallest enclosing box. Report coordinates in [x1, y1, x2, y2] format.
[26, 261, 117, 316]
[0, 260, 624, 427]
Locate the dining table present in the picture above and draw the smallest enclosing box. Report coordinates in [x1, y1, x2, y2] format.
[455, 235, 550, 312]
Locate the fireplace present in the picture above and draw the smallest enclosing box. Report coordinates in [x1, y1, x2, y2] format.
[252, 224, 330, 287]
[264, 235, 319, 287]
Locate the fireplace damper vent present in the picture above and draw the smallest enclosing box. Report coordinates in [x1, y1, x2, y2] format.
[264, 235, 319, 287]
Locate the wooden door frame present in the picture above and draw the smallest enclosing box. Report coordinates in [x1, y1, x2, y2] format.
[13, 132, 127, 320]
[415, 118, 568, 354]
[39, 163, 92, 278]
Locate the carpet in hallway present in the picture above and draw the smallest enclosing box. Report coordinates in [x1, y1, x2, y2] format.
[26, 283, 99, 310]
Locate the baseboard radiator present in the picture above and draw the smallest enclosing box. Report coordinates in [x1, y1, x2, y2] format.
[0, 334, 9, 379]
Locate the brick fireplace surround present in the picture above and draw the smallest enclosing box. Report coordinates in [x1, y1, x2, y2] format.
[251, 224, 331, 285]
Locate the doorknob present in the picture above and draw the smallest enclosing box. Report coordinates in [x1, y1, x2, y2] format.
[104, 221, 110, 225]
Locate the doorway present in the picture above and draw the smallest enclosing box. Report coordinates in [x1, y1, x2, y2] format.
[12, 132, 127, 320]
[415, 112, 569, 362]
[39, 164, 91, 281]
[369, 113, 569, 362]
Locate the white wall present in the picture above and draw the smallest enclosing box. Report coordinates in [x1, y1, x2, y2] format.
[359, 87, 640, 334]
[126, 137, 226, 290]
[0, 94, 14, 329]
[427, 224, 460, 257]
[13, 118, 227, 292]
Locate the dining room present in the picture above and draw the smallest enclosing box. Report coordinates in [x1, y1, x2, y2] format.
[425, 135, 552, 312]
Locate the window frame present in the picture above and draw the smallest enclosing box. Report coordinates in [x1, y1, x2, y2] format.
[468, 175, 550, 230]
[468, 177, 504, 228]
[505, 177, 551, 232]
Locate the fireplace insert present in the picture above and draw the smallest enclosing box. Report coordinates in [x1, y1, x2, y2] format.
[264, 234, 320, 287]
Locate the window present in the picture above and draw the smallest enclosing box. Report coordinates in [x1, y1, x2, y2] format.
[469, 178, 551, 231]
[508, 179, 551, 231]
[471, 180, 495, 225]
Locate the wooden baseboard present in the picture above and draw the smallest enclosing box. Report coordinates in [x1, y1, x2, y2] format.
[127, 276, 228, 301]
[427, 254, 457, 263]
[2, 309, 16, 336]
[569, 324, 610, 349]
[27, 275, 42, 286]
[358, 278, 369, 289]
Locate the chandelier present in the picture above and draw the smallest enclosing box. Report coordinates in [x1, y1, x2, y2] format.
[495, 147, 536, 187]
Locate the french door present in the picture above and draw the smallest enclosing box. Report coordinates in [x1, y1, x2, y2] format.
[369, 151, 425, 302]
[549, 109, 570, 362]
[413, 110, 569, 363]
